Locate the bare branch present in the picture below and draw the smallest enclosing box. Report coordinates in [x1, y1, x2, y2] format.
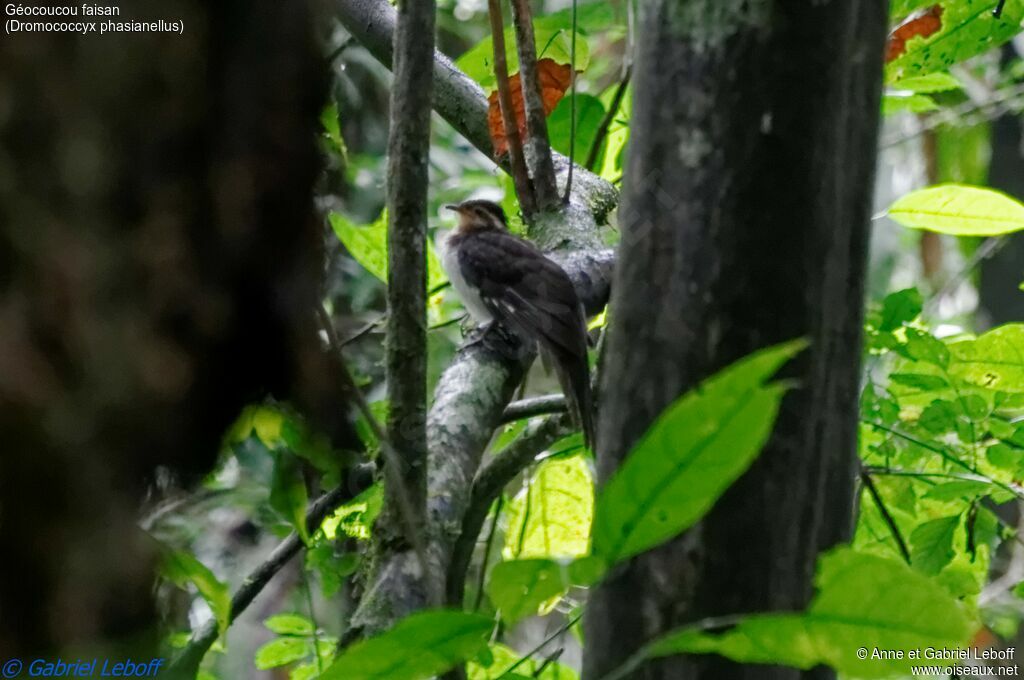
[488, 0, 536, 217]
[585, 66, 631, 171]
[501, 394, 567, 423]
[509, 0, 560, 211]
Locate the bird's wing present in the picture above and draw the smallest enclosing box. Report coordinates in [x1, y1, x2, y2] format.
[456, 230, 587, 359]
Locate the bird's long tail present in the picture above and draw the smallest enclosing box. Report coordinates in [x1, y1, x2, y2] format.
[544, 345, 595, 452]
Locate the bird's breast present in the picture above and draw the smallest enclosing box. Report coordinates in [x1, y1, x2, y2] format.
[440, 232, 493, 324]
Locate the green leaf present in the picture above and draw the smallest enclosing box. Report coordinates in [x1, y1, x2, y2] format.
[592, 339, 805, 565]
[487, 559, 569, 624]
[646, 548, 975, 679]
[504, 453, 593, 560]
[161, 549, 232, 638]
[322, 483, 383, 541]
[254, 637, 313, 670]
[456, 26, 591, 92]
[909, 515, 960, 575]
[882, 93, 938, 115]
[887, 0, 1024, 83]
[890, 0, 941, 18]
[329, 211, 447, 290]
[947, 324, 1024, 393]
[265, 614, 315, 636]
[879, 288, 923, 331]
[270, 450, 311, 545]
[888, 184, 1024, 236]
[905, 328, 950, 368]
[320, 610, 492, 680]
[547, 94, 606, 164]
[890, 72, 962, 93]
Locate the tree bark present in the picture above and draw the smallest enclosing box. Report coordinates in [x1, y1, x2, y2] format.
[379, 0, 437, 597]
[979, 45, 1024, 327]
[584, 2, 888, 679]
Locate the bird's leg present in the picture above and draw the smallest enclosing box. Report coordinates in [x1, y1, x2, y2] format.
[462, 321, 523, 358]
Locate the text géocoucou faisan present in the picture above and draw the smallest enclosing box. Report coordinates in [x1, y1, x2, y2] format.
[6, 4, 183, 34]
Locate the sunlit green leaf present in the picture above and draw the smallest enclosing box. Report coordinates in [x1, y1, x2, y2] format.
[890, 72, 962, 93]
[329, 211, 447, 290]
[878, 288, 923, 331]
[505, 453, 593, 560]
[265, 614, 315, 636]
[947, 324, 1024, 393]
[254, 637, 313, 670]
[888, 184, 1024, 236]
[547, 94, 606, 164]
[320, 610, 492, 680]
[592, 340, 805, 565]
[467, 643, 579, 680]
[646, 548, 975, 679]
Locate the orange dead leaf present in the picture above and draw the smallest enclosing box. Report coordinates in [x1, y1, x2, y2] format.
[487, 58, 573, 157]
[886, 5, 943, 63]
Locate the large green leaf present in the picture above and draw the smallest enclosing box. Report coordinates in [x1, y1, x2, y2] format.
[547, 93, 606, 164]
[456, 25, 590, 92]
[909, 514, 960, 575]
[161, 548, 232, 637]
[486, 559, 569, 624]
[645, 548, 975, 679]
[947, 324, 1024, 393]
[886, 0, 1024, 84]
[888, 184, 1024, 236]
[504, 453, 593, 560]
[468, 643, 579, 680]
[320, 610, 491, 680]
[592, 340, 805, 565]
[329, 211, 447, 290]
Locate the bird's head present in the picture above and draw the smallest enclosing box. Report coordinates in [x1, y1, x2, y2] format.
[445, 199, 508, 233]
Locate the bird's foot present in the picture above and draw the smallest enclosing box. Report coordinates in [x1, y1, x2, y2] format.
[463, 322, 523, 358]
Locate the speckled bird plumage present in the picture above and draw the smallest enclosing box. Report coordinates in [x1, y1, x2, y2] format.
[440, 199, 595, 449]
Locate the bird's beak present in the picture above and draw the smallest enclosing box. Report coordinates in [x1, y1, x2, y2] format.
[444, 204, 463, 213]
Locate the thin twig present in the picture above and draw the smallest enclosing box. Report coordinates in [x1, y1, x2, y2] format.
[994, 0, 1007, 17]
[166, 486, 358, 677]
[532, 647, 564, 677]
[860, 467, 912, 564]
[472, 495, 504, 612]
[585, 66, 631, 171]
[497, 613, 582, 679]
[317, 304, 433, 600]
[340, 315, 384, 346]
[562, 0, 578, 204]
[510, 0, 560, 211]
[501, 393, 567, 423]
[489, 0, 537, 217]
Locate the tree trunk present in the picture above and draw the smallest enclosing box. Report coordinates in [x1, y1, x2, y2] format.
[979, 45, 1024, 327]
[584, 2, 888, 679]
[0, 0, 341, 655]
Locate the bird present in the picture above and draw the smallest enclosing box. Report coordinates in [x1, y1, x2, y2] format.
[439, 199, 595, 450]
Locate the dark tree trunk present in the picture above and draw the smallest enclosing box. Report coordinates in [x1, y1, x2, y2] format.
[584, 2, 888, 679]
[0, 0, 344, 655]
[979, 45, 1024, 327]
